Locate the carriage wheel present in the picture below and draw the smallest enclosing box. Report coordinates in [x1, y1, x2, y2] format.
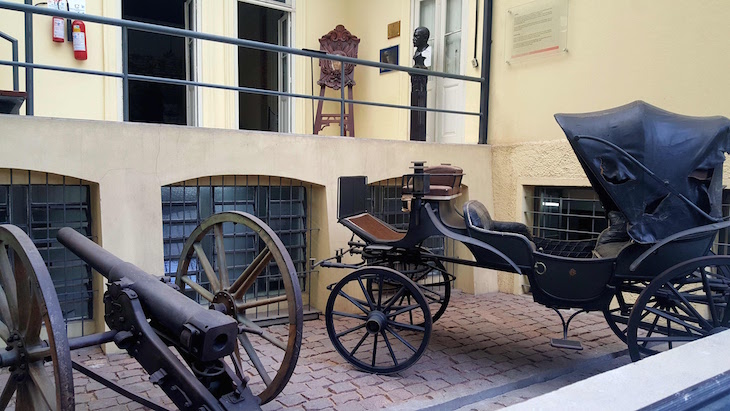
[626, 255, 730, 361]
[0, 225, 74, 410]
[368, 260, 451, 324]
[176, 211, 303, 404]
[326, 267, 432, 374]
[603, 280, 650, 343]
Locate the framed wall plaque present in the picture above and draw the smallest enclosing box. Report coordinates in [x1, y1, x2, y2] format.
[387, 21, 401, 39]
[380, 45, 399, 73]
[506, 0, 568, 63]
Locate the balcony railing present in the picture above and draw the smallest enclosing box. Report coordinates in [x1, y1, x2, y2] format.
[0, 0, 492, 142]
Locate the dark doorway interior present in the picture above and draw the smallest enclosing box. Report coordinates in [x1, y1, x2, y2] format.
[238, 3, 285, 131]
[123, 0, 187, 125]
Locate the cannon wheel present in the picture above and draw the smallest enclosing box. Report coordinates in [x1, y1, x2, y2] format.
[369, 259, 451, 324]
[0, 225, 74, 410]
[176, 211, 303, 404]
[603, 280, 650, 343]
[326, 266, 432, 374]
[626, 255, 730, 361]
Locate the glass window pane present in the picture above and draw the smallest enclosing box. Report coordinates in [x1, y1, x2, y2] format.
[419, 0, 435, 34]
[444, 32, 461, 74]
[446, 0, 462, 33]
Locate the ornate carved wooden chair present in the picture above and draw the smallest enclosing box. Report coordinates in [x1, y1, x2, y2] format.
[314, 25, 359, 137]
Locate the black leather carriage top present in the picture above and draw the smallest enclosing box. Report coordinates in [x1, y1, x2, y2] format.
[556, 101, 730, 244]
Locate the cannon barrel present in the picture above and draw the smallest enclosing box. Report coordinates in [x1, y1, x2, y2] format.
[57, 227, 237, 361]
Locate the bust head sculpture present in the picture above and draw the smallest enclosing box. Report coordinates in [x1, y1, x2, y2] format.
[412, 26, 431, 69]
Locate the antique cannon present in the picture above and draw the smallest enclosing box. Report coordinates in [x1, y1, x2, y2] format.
[0, 211, 303, 410]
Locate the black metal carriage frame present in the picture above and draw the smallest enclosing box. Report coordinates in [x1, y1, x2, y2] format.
[319, 101, 730, 374]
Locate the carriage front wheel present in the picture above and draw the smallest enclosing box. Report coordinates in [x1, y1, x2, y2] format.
[626, 255, 730, 361]
[325, 267, 432, 374]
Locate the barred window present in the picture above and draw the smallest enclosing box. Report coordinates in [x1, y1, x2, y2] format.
[0, 170, 94, 324]
[161, 177, 312, 317]
[528, 187, 607, 240]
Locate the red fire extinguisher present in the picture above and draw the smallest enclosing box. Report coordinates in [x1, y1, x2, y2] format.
[72, 20, 87, 60]
[52, 16, 65, 42]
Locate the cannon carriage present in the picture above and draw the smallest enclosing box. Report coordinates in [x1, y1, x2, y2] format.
[319, 101, 730, 374]
[0, 211, 303, 410]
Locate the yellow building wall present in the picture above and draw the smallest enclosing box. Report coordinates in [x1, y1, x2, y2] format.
[0, 0, 109, 120]
[488, 0, 730, 146]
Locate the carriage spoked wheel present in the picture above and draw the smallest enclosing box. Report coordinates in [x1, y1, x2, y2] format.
[326, 266, 432, 374]
[0, 225, 74, 410]
[626, 255, 730, 362]
[176, 211, 303, 404]
[367, 260, 452, 325]
[603, 280, 650, 343]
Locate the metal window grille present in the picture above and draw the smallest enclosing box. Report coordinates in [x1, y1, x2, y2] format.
[161, 176, 313, 318]
[0, 169, 94, 329]
[528, 187, 607, 240]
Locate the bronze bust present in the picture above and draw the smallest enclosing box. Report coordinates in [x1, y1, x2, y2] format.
[412, 26, 431, 69]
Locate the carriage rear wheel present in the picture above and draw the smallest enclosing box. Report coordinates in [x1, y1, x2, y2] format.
[368, 259, 451, 324]
[0, 225, 74, 410]
[326, 267, 432, 374]
[626, 255, 730, 361]
[176, 211, 303, 404]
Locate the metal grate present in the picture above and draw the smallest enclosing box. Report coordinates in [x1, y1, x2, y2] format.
[161, 176, 313, 318]
[0, 169, 94, 329]
[528, 187, 607, 241]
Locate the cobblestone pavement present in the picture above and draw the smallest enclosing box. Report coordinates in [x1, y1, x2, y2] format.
[0, 291, 628, 410]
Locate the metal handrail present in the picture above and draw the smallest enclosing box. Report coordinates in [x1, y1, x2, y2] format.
[0, 30, 19, 91]
[0, 0, 486, 138]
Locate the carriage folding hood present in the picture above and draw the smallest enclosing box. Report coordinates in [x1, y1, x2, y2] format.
[555, 101, 730, 244]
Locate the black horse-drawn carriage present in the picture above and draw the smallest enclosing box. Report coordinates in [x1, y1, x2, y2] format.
[318, 101, 730, 374]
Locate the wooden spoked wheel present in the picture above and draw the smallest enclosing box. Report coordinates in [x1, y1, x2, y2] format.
[627, 255, 730, 361]
[326, 267, 432, 374]
[0, 225, 74, 410]
[176, 211, 303, 404]
[603, 280, 650, 343]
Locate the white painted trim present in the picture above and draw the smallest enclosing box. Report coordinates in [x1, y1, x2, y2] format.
[238, 0, 292, 13]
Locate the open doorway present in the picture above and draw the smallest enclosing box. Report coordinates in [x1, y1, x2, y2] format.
[123, 0, 195, 125]
[238, 2, 291, 132]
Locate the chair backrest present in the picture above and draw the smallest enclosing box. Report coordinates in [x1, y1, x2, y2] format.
[318, 25, 360, 90]
[463, 200, 535, 271]
[463, 199, 493, 230]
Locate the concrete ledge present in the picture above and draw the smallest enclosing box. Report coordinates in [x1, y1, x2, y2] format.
[505, 330, 730, 410]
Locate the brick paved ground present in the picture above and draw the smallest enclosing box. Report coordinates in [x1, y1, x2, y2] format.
[0, 291, 628, 410]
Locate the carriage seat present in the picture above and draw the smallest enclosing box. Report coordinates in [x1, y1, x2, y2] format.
[402, 164, 464, 200]
[340, 212, 406, 244]
[463, 200, 535, 271]
[464, 200, 534, 240]
[592, 211, 632, 258]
